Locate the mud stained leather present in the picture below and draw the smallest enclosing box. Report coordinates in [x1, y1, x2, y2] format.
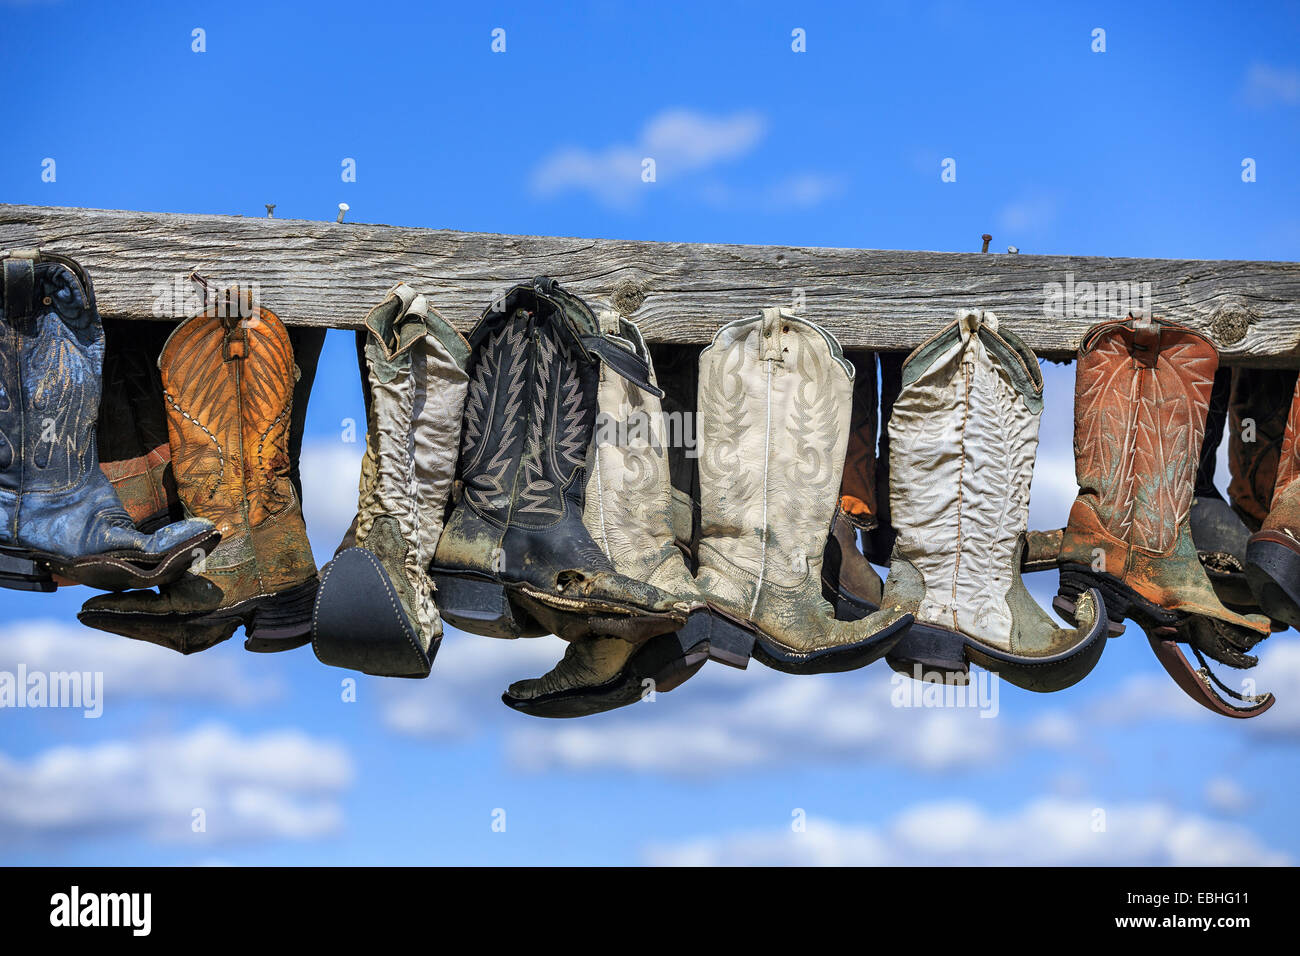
[78, 290, 317, 653]
[1057, 315, 1274, 717]
[0, 250, 217, 592]
[504, 312, 708, 717]
[881, 310, 1107, 691]
[312, 283, 470, 677]
[694, 307, 910, 674]
[432, 277, 688, 645]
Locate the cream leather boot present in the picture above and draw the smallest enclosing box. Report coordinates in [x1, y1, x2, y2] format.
[694, 308, 911, 674]
[882, 310, 1108, 691]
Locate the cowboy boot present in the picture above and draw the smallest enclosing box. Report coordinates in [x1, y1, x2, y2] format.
[503, 312, 709, 717]
[879, 311, 1108, 690]
[79, 284, 318, 654]
[820, 350, 886, 620]
[0, 251, 217, 593]
[97, 317, 183, 533]
[693, 308, 912, 674]
[312, 284, 470, 678]
[1246, 373, 1300, 628]
[1227, 367, 1296, 530]
[430, 278, 690, 646]
[1188, 367, 1261, 614]
[1054, 314, 1274, 718]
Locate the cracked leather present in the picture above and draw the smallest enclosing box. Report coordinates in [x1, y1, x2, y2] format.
[1058, 316, 1271, 661]
[695, 307, 908, 655]
[79, 290, 316, 650]
[433, 278, 686, 635]
[0, 251, 215, 582]
[345, 283, 469, 654]
[882, 310, 1104, 667]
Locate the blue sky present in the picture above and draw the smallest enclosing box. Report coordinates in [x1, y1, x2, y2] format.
[2, 0, 1299, 865]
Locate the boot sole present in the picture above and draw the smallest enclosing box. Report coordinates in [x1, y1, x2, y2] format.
[0, 548, 57, 592]
[312, 548, 434, 677]
[884, 589, 1110, 693]
[709, 604, 911, 675]
[1, 530, 221, 593]
[243, 578, 319, 653]
[77, 580, 315, 653]
[1244, 532, 1300, 630]
[501, 629, 711, 719]
[428, 568, 547, 639]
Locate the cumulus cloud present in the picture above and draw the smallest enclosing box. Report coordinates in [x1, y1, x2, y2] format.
[0, 619, 282, 707]
[0, 723, 352, 846]
[644, 798, 1290, 866]
[1243, 62, 1300, 107]
[504, 662, 1069, 777]
[532, 108, 767, 208]
[377, 631, 571, 739]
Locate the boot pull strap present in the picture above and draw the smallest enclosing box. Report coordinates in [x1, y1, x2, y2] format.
[759, 307, 786, 362]
[580, 333, 664, 398]
[1130, 312, 1160, 368]
[191, 273, 252, 362]
[1, 251, 38, 319]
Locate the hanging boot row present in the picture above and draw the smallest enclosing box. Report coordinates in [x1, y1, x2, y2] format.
[2, 248, 1294, 722]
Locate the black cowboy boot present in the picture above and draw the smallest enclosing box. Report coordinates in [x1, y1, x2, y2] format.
[430, 278, 690, 646]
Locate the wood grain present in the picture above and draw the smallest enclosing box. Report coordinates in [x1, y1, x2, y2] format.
[2, 203, 1297, 364]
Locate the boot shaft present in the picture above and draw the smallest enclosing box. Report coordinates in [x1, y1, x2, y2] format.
[1068, 316, 1217, 560]
[584, 311, 696, 596]
[1260, 372, 1300, 534]
[887, 310, 1042, 641]
[158, 289, 301, 546]
[697, 307, 852, 597]
[1, 252, 105, 498]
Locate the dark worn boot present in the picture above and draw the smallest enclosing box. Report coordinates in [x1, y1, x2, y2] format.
[1054, 315, 1274, 718]
[503, 311, 709, 717]
[431, 278, 690, 647]
[881, 311, 1108, 691]
[79, 283, 318, 654]
[312, 284, 470, 678]
[1246, 373, 1300, 629]
[0, 251, 217, 593]
[1227, 367, 1296, 530]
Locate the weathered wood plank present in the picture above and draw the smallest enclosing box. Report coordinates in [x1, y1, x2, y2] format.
[2, 204, 1297, 364]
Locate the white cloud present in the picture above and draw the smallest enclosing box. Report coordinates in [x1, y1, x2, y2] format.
[377, 630, 572, 739]
[0, 723, 352, 846]
[1243, 62, 1300, 107]
[1204, 776, 1251, 815]
[532, 109, 767, 209]
[645, 797, 1290, 866]
[0, 619, 282, 706]
[505, 663, 1052, 776]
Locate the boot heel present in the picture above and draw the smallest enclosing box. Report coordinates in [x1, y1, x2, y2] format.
[245, 578, 319, 652]
[1245, 533, 1300, 629]
[1057, 564, 1128, 635]
[430, 568, 541, 639]
[314, 549, 435, 677]
[885, 622, 969, 683]
[0, 550, 56, 592]
[704, 611, 755, 669]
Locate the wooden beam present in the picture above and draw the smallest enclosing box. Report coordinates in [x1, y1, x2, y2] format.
[2, 204, 1297, 364]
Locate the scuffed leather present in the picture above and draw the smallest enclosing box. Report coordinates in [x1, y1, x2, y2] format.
[0, 252, 214, 570]
[510, 313, 705, 704]
[433, 279, 685, 634]
[1228, 368, 1296, 530]
[353, 283, 469, 652]
[695, 307, 907, 655]
[883, 310, 1101, 658]
[81, 292, 316, 634]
